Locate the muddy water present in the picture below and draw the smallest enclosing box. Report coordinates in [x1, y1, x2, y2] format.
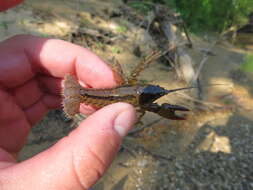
[1, 0, 253, 189]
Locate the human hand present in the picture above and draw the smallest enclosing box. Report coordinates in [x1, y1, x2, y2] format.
[0, 0, 24, 11]
[0, 35, 136, 190]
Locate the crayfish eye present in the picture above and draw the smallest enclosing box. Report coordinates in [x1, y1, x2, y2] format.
[139, 85, 167, 105]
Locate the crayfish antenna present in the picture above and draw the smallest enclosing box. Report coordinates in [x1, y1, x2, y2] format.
[166, 86, 195, 94]
[62, 74, 82, 118]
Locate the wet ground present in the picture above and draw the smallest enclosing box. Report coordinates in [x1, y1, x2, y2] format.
[1, 0, 253, 189]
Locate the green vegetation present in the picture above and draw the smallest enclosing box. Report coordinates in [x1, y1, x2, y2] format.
[111, 46, 122, 54]
[241, 54, 253, 73]
[128, 0, 253, 33]
[116, 25, 128, 33]
[95, 42, 106, 49]
[0, 22, 8, 30]
[127, 1, 154, 13]
[0, 21, 13, 30]
[171, 0, 253, 32]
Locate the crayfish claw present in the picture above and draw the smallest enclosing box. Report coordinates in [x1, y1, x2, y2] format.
[165, 112, 187, 120]
[159, 103, 189, 120]
[161, 103, 190, 111]
[142, 103, 189, 120]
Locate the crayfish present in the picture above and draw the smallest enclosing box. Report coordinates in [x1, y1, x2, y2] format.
[62, 51, 192, 120]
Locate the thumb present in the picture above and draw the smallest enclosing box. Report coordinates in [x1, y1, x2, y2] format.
[0, 103, 136, 190]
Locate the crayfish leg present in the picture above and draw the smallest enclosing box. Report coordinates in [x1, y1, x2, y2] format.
[135, 109, 146, 125]
[111, 57, 127, 85]
[128, 50, 163, 85]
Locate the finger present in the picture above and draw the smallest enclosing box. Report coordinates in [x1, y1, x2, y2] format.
[24, 100, 48, 126]
[0, 117, 30, 154]
[0, 148, 16, 169]
[0, 42, 35, 88]
[23, 93, 70, 126]
[0, 90, 31, 153]
[42, 94, 61, 109]
[1, 35, 117, 89]
[37, 75, 62, 95]
[79, 104, 96, 115]
[0, 0, 23, 11]
[0, 93, 60, 153]
[36, 76, 97, 115]
[11, 79, 43, 109]
[0, 103, 136, 190]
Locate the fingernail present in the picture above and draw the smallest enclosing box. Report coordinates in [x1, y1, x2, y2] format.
[114, 108, 135, 137]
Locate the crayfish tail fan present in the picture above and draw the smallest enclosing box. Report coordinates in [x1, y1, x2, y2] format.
[62, 74, 81, 118]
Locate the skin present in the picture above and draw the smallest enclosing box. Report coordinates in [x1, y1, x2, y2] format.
[0, 2, 136, 190]
[0, 0, 23, 11]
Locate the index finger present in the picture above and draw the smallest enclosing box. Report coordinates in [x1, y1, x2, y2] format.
[1, 35, 117, 89]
